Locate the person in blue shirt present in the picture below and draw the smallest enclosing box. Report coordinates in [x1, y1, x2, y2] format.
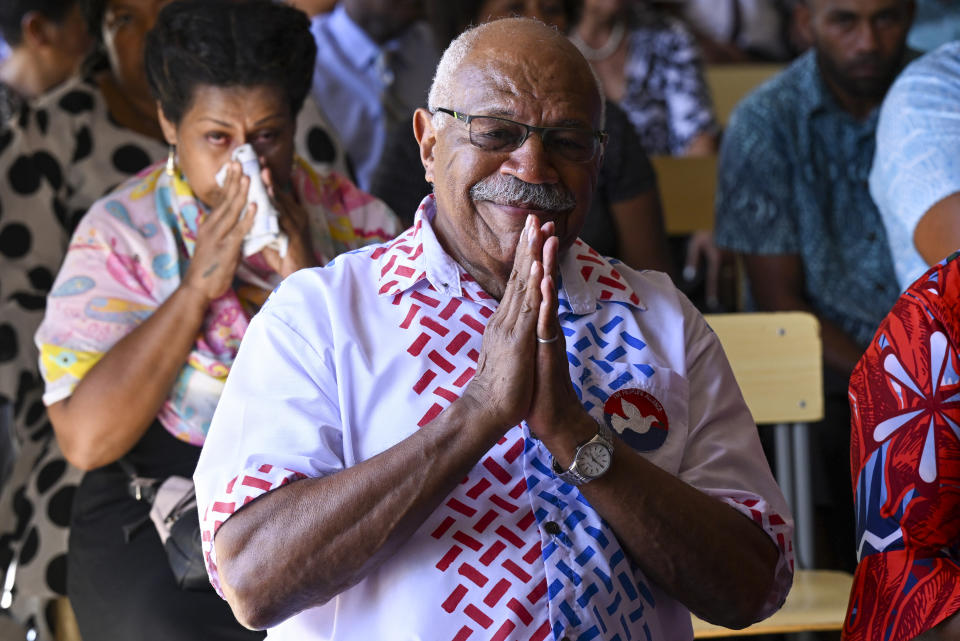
[309, 0, 439, 189]
[714, 0, 916, 572]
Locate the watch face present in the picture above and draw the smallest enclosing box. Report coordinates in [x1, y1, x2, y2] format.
[577, 442, 612, 477]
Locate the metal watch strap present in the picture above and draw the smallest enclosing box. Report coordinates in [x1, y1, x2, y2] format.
[550, 420, 614, 486]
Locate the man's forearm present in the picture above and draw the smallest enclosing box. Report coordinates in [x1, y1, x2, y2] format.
[213, 396, 506, 630]
[819, 316, 868, 378]
[580, 439, 779, 629]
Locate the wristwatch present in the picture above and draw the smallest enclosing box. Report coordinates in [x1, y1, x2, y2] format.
[551, 420, 614, 486]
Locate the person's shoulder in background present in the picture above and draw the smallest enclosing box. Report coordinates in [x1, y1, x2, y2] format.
[871, 41, 960, 290]
[726, 49, 815, 131]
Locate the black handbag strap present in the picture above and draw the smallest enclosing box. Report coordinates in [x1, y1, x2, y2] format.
[116, 457, 160, 543]
[116, 457, 161, 504]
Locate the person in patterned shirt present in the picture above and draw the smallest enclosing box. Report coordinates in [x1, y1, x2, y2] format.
[714, 0, 916, 572]
[844, 251, 960, 640]
[195, 18, 793, 641]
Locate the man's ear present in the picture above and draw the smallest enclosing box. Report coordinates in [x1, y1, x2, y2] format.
[793, 1, 813, 49]
[413, 107, 438, 185]
[156, 102, 178, 146]
[20, 12, 52, 48]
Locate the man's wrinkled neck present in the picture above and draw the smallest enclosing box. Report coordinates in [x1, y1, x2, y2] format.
[431, 212, 511, 301]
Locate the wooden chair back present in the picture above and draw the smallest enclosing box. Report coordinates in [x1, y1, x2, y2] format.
[691, 312, 853, 637]
[703, 312, 823, 424]
[650, 155, 717, 235]
[705, 64, 784, 126]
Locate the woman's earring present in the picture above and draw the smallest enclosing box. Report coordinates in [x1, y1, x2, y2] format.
[165, 145, 176, 176]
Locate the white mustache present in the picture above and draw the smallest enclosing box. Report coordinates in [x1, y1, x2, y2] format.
[470, 175, 576, 212]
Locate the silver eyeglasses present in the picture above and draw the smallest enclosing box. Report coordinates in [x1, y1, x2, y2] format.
[436, 108, 607, 163]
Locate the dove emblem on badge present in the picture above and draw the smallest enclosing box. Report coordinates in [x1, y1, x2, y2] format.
[610, 398, 661, 435]
[603, 388, 670, 452]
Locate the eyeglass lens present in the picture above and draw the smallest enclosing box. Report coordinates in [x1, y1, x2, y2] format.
[468, 116, 598, 162]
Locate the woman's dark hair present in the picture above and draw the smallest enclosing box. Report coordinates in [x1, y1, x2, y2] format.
[426, 0, 581, 49]
[0, 0, 80, 45]
[144, 0, 317, 125]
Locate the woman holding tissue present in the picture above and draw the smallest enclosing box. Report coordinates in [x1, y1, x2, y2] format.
[32, 1, 400, 639]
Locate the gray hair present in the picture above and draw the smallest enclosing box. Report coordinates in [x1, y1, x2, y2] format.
[426, 18, 606, 131]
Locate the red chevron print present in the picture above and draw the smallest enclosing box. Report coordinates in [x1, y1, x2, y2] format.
[426, 432, 549, 640]
[202, 463, 306, 596]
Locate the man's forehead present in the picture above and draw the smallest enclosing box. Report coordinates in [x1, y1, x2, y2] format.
[450, 49, 600, 126]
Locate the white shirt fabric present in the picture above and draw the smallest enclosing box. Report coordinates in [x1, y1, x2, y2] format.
[195, 196, 794, 641]
[871, 42, 960, 291]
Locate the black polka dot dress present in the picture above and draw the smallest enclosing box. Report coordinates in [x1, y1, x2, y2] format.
[0, 77, 166, 637]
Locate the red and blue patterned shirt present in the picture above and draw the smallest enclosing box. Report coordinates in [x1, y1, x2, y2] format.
[845, 251, 960, 640]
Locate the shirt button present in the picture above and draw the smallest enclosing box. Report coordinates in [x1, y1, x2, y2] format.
[544, 521, 561, 535]
[867, 232, 877, 242]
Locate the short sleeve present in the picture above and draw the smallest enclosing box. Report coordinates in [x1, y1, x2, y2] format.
[676, 300, 795, 620]
[714, 97, 798, 255]
[194, 272, 345, 597]
[870, 44, 960, 290]
[307, 168, 402, 250]
[335, 171, 403, 243]
[33, 194, 164, 406]
[844, 261, 960, 641]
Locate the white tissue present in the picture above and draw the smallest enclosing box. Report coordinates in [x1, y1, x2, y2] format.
[214, 144, 289, 258]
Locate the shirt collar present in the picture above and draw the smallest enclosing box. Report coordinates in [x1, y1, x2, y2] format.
[320, 4, 383, 71]
[375, 195, 646, 314]
[798, 48, 916, 122]
[795, 50, 834, 117]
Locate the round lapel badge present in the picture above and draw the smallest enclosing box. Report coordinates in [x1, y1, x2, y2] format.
[603, 388, 669, 451]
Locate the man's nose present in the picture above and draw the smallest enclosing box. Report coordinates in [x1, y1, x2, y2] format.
[500, 133, 560, 185]
[852, 21, 881, 53]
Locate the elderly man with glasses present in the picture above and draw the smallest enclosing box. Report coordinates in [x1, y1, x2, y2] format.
[193, 18, 793, 641]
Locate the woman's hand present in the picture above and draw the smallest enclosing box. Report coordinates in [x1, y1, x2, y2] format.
[182, 161, 258, 304]
[260, 163, 317, 277]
